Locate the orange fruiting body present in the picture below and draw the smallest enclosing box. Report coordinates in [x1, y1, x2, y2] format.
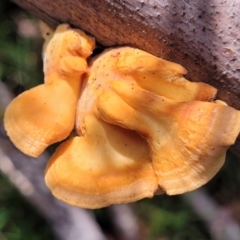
[4, 24, 240, 209]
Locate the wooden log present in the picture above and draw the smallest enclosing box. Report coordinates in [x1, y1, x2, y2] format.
[11, 0, 240, 155]
[12, 0, 240, 106]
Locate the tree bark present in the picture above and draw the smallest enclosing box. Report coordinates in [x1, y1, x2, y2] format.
[11, 0, 240, 155]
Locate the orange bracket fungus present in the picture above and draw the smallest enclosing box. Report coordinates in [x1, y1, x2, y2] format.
[4, 23, 95, 157]
[4, 24, 240, 209]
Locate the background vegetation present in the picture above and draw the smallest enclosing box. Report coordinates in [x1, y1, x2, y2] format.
[1, 0, 240, 239]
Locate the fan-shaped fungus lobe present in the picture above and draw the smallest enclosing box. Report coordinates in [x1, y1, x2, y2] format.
[96, 80, 240, 194]
[4, 24, 240, 209]
[4, 24, 95, 157]
[45, 115, 159, 209]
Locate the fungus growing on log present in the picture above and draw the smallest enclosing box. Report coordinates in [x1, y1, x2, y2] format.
[4, 24, 240, 208]
[96, 80, 240, 195]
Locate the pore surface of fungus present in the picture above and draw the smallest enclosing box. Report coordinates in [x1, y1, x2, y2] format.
[4, 24, 240, 209]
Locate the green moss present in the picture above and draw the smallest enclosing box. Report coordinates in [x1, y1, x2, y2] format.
[0, 174, 55, 240]
[135, 195, 210, 239]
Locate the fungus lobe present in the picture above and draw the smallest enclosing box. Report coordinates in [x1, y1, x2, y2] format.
[4, 24, 95, 157]
[4, 24, 240, 209]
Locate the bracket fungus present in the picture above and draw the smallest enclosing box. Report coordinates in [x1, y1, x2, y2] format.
[45, 115, 160, 208]
[96, 80, 240, 195]
[4, 23, 95, 157]
[4, 24, 240, 209]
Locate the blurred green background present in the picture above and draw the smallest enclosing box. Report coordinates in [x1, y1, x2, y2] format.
[1, 0, 240, 239]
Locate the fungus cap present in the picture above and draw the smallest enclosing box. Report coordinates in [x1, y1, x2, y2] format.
[45, 114, 160, 208]
[4, 24, 240, 209]
[96, 80, 240, 194]
[4, 24, 95, 157]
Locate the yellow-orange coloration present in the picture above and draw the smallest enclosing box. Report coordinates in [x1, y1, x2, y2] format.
[45, 115, 160, 209]
[4, 24, 95, 157]
[4, 24, 240, 208]
[96, 80, 240, 194]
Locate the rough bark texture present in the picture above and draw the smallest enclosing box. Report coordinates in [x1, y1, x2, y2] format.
[10, 0, 240, 155]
